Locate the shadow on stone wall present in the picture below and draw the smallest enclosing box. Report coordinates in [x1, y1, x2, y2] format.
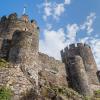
[20, 88, 38, 100]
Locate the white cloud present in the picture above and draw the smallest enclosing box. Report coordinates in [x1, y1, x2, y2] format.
[39, 28, 66, 59]
[80, 12, 96, 35]
[66, 24, 79, 43]
[64, 0, 71, 5]
[39, 23, 79, 59]
[39, 12, 99, 69]
[39, 24, 79, 59]
[43, 0, 71, 20]
[53, 3, 65, 20]
[43, 1, 52, 20]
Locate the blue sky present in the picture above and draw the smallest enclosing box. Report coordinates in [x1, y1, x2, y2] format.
[0, 0, 100, 69]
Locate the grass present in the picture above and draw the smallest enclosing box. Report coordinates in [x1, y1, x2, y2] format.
[0, 86, 12, 100]
[94, 90, 100, 95]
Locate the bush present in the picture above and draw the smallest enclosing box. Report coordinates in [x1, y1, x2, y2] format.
[0, 86, 12, 100]
[94, 90, 100, 95]
[0, 59, 8, 68]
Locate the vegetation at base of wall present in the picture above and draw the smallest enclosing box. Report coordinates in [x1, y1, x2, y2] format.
[0, 86, 12, 100]
[40, 85, 84, 100]
[84, 96, 92, 100]
[94, 90, 100, 95]
[84, 90, 100, 100]
[0, 59, 9, 68]
[94, 90, 100, 99]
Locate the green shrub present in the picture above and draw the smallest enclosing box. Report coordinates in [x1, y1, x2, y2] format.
[0, 59, 8, 68]
[94, 90, 100, 95]
[84, 96, 91, 100]
[0, 86, 12, 100]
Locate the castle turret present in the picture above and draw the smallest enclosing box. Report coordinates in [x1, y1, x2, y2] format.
[0, 13, 40, 91]
[8, 13, 39, 88]
[61, 43, 99, 96]
[0, 13, 39, 59]
[68, 56, 92, 95]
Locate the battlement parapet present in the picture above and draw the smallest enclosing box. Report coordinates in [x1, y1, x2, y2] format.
[0, 13, 39, 29]
[61, 43, 92, 62]
[62, 43, 91, 52]
[0, 13, 39, 39]
[0, 13, 18, 23]
[77, 43, 84, 47]
[0, 16, 7, 23]
[69, 43, 75, 49]
[8, 13, 18, 20]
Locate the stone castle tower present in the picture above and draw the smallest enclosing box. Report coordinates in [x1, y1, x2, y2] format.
[0, 13, 67, 99]
[0, 13, 40, 99]
[0, 13, 39, 59]
[0, 12, 39, 85]
[0, 13, 99, 99]
[61, 43, 100, 95]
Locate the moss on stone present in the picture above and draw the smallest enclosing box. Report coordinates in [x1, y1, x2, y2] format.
[0, 86, 12, 100]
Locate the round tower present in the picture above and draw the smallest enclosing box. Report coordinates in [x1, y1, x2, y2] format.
[8, 30, 39, 88]
[0, 13, 39, 59]
[68, 56, 92, 96]
[0, 13, 39, 40]
[7, 13, 40, 91]
[77, 43, 99, 85]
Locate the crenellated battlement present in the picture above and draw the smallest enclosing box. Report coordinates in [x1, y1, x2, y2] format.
[0, 13, 39, 30]
[0, 13, 40, 41]
[63, 43, 91, 51]
[0, 13, 18, 23]
[61, 43, 91, 61]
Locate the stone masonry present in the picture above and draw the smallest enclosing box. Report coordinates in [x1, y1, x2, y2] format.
[61, 43, 100, 96]
[0, 13, 99, 99]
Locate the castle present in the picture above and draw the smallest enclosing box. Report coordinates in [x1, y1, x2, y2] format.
[0, 13, 100, 99]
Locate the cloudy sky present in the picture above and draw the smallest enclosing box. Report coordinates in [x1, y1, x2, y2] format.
[0, 0, 100, 69]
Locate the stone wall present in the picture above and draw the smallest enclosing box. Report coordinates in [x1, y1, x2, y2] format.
[38, 52, 68, 87]
[0, 66, 33, 100]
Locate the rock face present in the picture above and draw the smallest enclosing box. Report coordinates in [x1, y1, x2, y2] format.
[0, 13, 99, 100]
